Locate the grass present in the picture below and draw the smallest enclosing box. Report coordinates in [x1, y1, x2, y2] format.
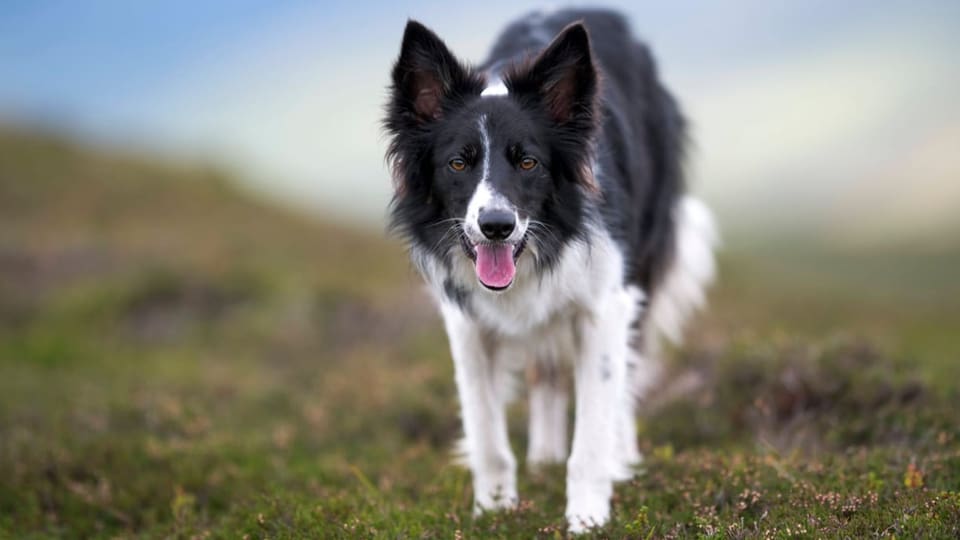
[1, 126, 958, 538]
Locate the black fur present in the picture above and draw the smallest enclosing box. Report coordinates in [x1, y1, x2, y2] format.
[442, 277, 471, 312]
[385, 9, 685, 291]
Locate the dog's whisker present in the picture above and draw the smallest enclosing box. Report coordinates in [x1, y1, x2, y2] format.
[527, 221, 561, 247]
[430, 222, 465, 255]
[427, 217, 466, 229]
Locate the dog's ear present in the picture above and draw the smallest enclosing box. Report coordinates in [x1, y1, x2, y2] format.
[511, 23, 598, 125]
[391, 20, 467, 123]
[506, 23, 600, 192]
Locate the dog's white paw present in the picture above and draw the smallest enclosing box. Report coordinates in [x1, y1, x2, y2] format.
[565, 479, 612, 534]
[473, 494, 518, 516]
[472, 473, 518, 516]
[566, 508, 609, 534]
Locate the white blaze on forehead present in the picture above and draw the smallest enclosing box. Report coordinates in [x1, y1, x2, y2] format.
[478, 115, 492, 186]
[466, 115, 506, 222]
[481, 78, 509, 97]
[465, 114, 520, 241]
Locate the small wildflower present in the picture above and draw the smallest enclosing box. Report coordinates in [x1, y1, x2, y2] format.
[653, 444, 674, 460]
[904, 463, 924, 489]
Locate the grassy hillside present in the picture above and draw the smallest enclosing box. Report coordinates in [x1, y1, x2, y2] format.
[1, 127, 958, 538]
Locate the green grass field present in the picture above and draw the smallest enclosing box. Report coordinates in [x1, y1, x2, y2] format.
[1, 127, 958, 538]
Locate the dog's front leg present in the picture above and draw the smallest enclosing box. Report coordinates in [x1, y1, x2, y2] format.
[566, 290, 635, 533]
[440, 304, 516, 513]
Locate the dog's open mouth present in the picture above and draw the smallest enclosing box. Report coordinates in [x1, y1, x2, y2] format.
[461, 235, 527, 291]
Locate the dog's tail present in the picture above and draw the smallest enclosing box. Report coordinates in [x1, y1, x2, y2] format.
[621, 197, 716, 465]
[647, 196, 719, 346]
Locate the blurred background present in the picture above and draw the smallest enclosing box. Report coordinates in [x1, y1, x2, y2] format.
[3, 0, 959, 243]
[1, 1, 958, 537]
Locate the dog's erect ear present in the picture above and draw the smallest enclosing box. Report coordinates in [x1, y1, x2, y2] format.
[391, 20, 466, 123]
[512, 23, 598, 125]
[506, 23, 599, 192]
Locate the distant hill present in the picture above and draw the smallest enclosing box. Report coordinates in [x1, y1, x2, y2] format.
[0, 124, 412, 307]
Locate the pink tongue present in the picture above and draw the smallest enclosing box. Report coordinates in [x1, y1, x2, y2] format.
[475, 243, 516, 288]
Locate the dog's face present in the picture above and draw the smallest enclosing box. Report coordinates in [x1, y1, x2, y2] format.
[385, 21, 599, 291]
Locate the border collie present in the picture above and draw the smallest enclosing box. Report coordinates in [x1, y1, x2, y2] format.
[384, 8, 717, 532]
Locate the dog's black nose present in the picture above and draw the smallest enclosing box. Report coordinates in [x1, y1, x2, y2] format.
[478, 209, 516, 241]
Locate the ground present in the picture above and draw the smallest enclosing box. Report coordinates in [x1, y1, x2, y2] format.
[1, 127, 958, 538]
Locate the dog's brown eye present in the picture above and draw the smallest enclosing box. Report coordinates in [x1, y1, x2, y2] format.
[449, 158, 466, 172]
[519, 157, 538, 171]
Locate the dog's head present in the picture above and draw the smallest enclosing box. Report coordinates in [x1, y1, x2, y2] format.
[385, 20, 599, 291]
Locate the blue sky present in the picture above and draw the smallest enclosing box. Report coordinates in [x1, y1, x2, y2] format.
[2, 1, 959, 244]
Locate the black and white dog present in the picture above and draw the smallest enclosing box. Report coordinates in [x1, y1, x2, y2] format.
[384, 8, 716, 532]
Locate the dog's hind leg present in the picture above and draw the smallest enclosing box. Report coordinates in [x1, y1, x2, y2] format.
[440, 303, 517, 514]
[526, 357, 569, 468]
[617, 347, 647, 469]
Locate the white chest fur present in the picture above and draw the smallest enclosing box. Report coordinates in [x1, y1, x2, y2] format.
[423, 226, 633, 339]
